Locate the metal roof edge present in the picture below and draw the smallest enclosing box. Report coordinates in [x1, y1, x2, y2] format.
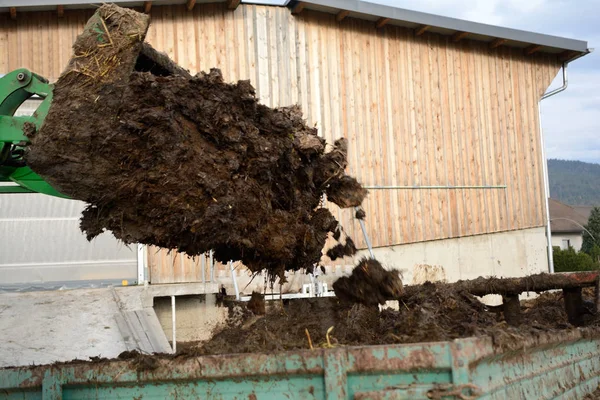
[1, 0, 590, 55]
[290, 0, 589, 54]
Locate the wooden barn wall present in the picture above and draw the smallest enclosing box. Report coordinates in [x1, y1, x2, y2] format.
[0, 4, 561, 283]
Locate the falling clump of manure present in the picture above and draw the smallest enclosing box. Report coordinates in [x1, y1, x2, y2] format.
[25, 4, 367, 281]
[333, 258, 404, 306]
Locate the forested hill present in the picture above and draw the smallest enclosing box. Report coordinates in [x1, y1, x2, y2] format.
[548, 159, 600, 206]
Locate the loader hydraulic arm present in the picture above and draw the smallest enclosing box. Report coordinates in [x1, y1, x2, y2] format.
[0, 69, 66, 198]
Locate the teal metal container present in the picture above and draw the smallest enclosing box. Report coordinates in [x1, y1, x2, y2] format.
[1, 328, 599, 399]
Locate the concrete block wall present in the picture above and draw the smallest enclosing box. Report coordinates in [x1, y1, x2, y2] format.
[220, 227, 549, 296]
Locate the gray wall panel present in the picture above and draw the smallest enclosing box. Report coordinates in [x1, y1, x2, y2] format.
[1, 101, 137, 289]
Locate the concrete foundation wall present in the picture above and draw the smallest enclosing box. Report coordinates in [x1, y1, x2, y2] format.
[154, 295, 228, 344]
[220, 227, 549, 296]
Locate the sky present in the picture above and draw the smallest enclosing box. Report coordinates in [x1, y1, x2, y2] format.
[369, 0, 599, 164]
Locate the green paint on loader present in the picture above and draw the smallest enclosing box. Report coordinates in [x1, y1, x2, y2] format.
[0, 69, 67, 198]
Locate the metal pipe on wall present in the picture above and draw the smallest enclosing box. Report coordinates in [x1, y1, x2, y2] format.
[539, 99, 556, 273]
[363, 185, 507, 190]
[354, 206, 375, 258]
[538, 49, 591, 273]
[171, 295, 176, 353]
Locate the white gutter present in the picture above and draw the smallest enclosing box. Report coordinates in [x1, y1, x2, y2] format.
[539, 50, 593, 273]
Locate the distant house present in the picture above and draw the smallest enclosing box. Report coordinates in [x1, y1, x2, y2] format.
[549, 199, 591, 251]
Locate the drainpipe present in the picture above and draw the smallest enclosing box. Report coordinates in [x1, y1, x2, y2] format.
[539, 50, 592, 273]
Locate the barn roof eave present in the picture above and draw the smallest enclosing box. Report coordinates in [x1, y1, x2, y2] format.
[286, 0, 590, 61]
[0, 0, 591, 61]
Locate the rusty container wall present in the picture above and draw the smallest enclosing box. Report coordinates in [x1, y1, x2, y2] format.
[1, 329, 599, 399]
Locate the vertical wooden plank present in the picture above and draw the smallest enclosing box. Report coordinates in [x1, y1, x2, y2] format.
[158, 250, 166, 284]
[526, 59, 543, 227]
[528, 58, 543, 227]
[533, 57, 548, 227]
[443, 39, 458, 237]
[157, 248, 166, 284]
[7, 17, 17, 71]
[199, 4, 211, 71]
[184, 254, 193, 284]
[337, 19, 352, 240]
[467, 43, 486, 234]
[49, 12, 60, 80]
[515, 53, 535, 228]
[215, 5, 227, 72]
[171, 250, 180, 283]
[422, 33, 439, 240]
[173, 5, 185, 66]
[308, 13, 322, 129]
[287, 10, 299, 106]
[57, 8, 69, 77]
[387, 28, 404, 243]
[511, 52, 528, 228]
[167, 251, 176, 284]
[416, 34, 434, 241]
[374, 26, 392, 244]
[501, 46, 519, 229]
[255, 6, 270, 105]
[192, 4, 203, 74]
[317, 13, 330, 142]
[342, 19, 360, 243]
[482, 46, 502, 232]
[452, 42, 469, 236]
[185, 5, 198, 74]
[407, 29, 423, 242]
[19, 12, 27, 71]
[39, 12, 49, 79]
[145, 8, 156, 47]
[296, 16, 309, 117]
[163, 6, 175, 61]
[352, 20, 368, 247]
[508, 48, 526, 229]
[326, 16, 348, 232]
[276, 8, 288, 106]
[494, 47, 511, 232]
[0, 14, 7, 74]
[473, 44, 495, 233]
[145, 6, 156, 44]
[368, 28, 388, 246]
[344, 20, 360, 248]
[223, 5, 235, 79]
[207, 4, 220, 70]
[438, 35, 456, 238]
[459, 41, 476, 235]
[428, 33, 446, 239]
[267, 7, 279, 106]
[364, 23, 383, 246]
[396, 29, 412, 243]
[26, 14, 35, 73]
[329, 15, 342, 142]
[382, 28, 400, 243]
[234, 6, 247, 80]
[150, 3, 163, 56]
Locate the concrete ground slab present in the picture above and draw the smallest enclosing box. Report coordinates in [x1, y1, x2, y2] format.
[0, 282, 217, 367]
[0, 288, 127, 367]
